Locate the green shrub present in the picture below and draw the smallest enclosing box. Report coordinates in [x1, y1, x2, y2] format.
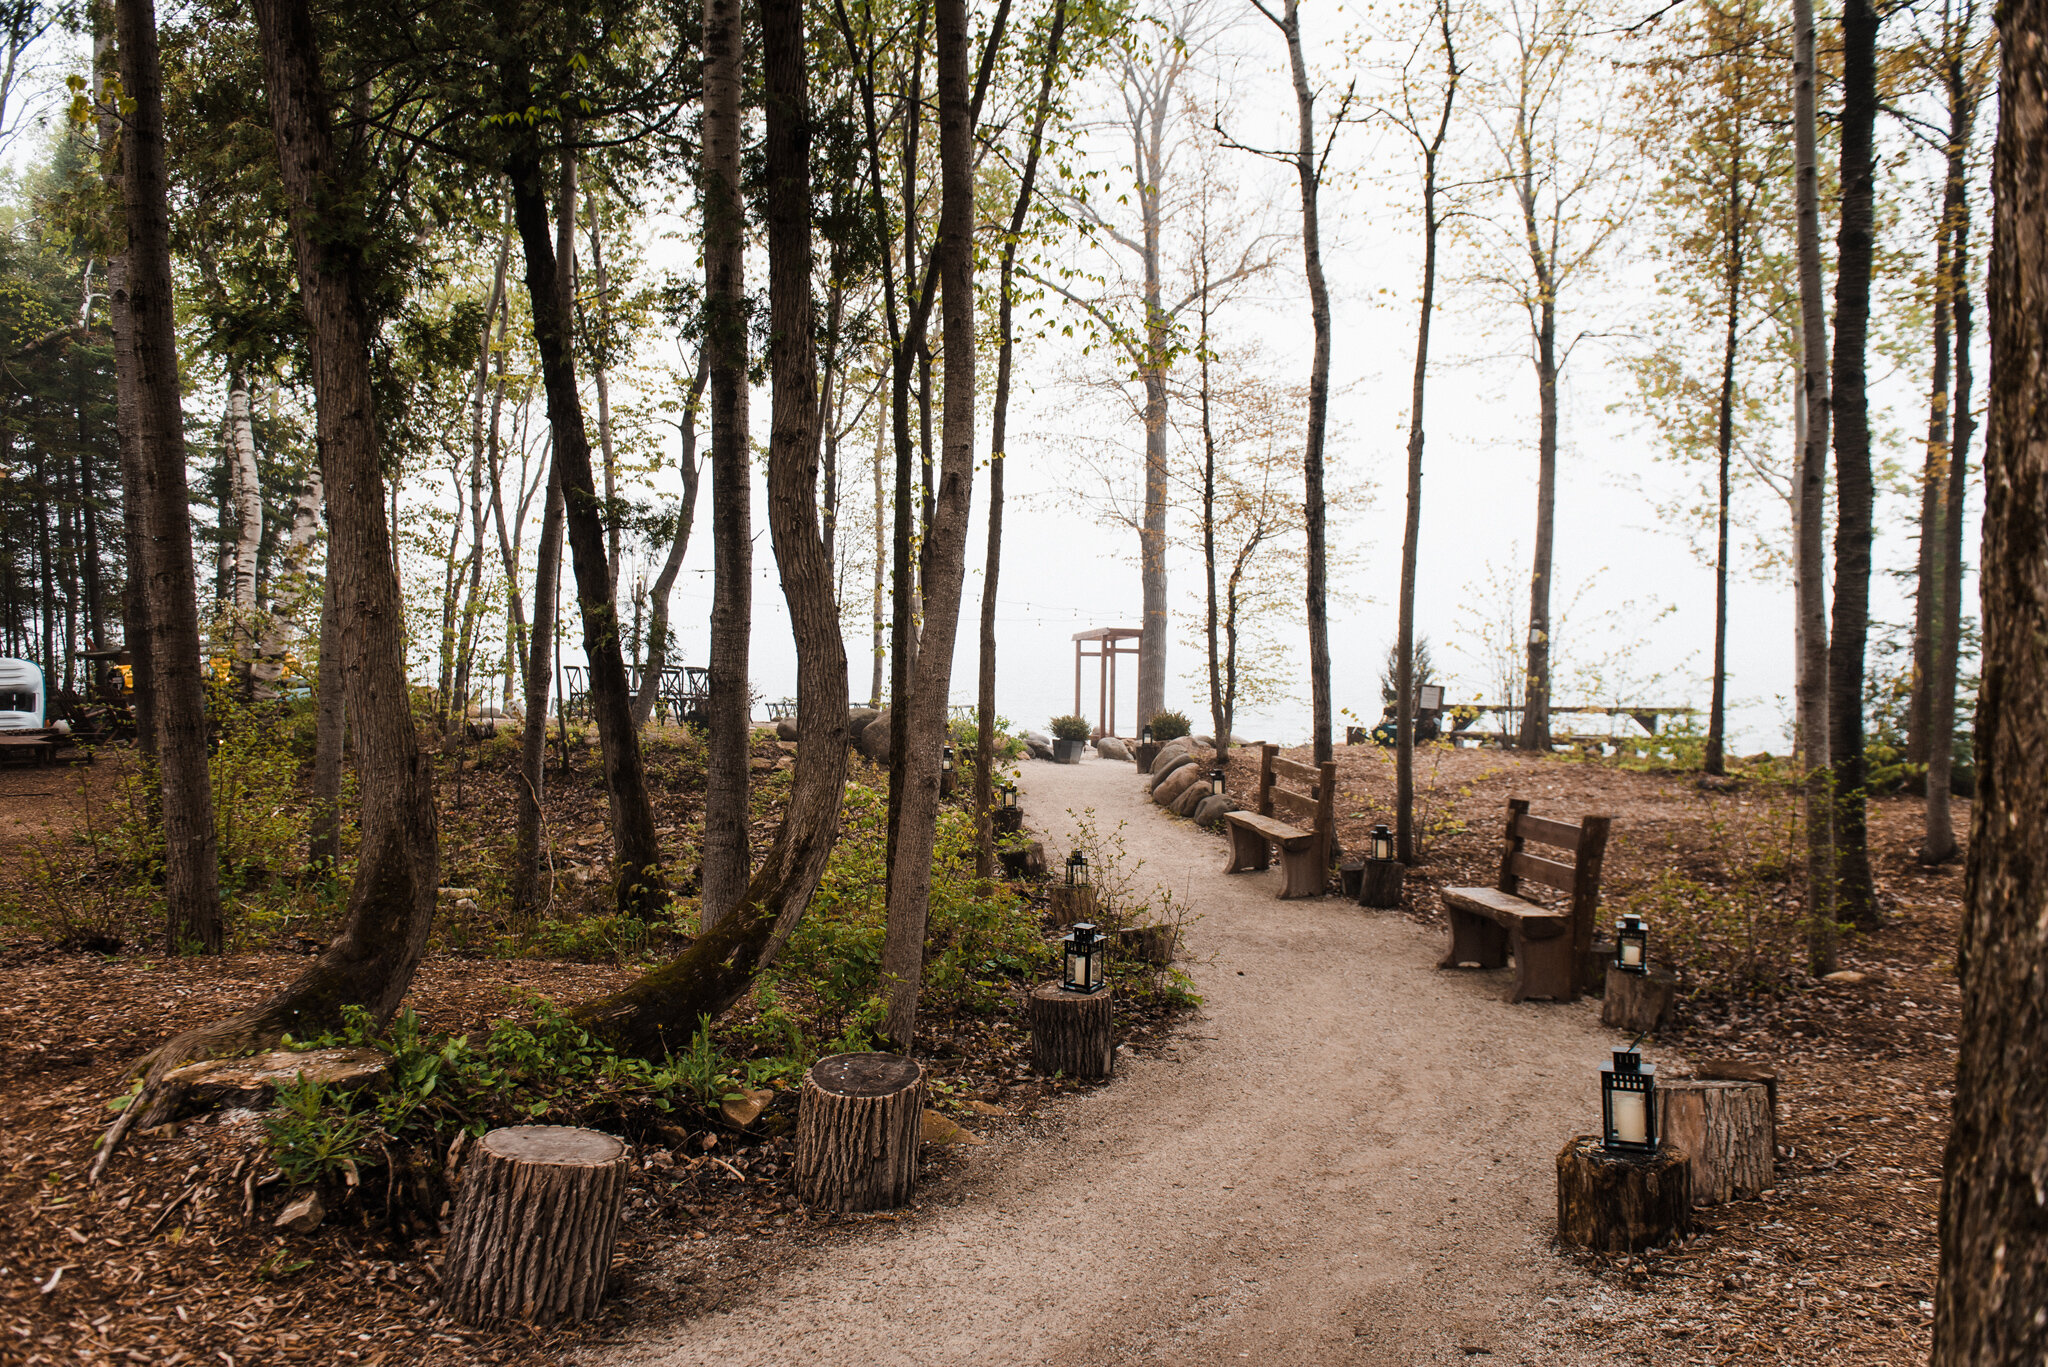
[1049, 714, 1092, 743]
[1146, 710, 1191, 742]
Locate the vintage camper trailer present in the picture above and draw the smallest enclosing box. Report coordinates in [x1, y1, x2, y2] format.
[0, 658, 43, 730]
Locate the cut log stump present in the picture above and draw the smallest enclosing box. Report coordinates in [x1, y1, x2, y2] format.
[998, 840, 1047, 880]
[1555, 1135, 1691, 1253]
[1049, 884, 1100, 923]
[1359, 858, 1404, 909]
[1656, 1079, 1775, 1204]
[1600, 965, 1677, 1033]
[444, 1125, 629, 1326]
[1026, 981, 1115, 1079]
[1693, 1059, 1779, 1117]
[794, 1053, 924, 1212]
[1114, 923, 1177, 965]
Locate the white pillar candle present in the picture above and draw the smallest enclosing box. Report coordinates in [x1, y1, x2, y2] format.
[1611, 1089, 1648, 1145]
[1621, 941, 1643, 967]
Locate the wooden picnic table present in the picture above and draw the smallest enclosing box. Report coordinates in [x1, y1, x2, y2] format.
[1443, 704, 1700, 749]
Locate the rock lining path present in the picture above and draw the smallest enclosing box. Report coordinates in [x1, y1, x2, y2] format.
[598, 752, 1636, 1365]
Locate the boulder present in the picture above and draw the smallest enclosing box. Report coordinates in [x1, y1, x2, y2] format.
[1192, 793, 1236, 828]
[276, 1191, 326, 1235]
[1153, 766, 1204, 808]
[1095, 736, 1131, 762]
[775, 718, 800, 742]
[1025, 729, 1052, 750]
[921, 1109, 984, 1147]
[1171, 782, 1208, 817]
[848, 705, 879, 733]
[1156, 736, 1194, 762]
[1025, 739, 1055, 761]
[720, 1087, 776, 1128]
[857, 708, 893, 764]
[1193, 734, 1215, 749]
[1149, 750, 1196, 787]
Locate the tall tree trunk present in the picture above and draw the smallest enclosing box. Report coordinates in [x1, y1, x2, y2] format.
[1791, 0, 1834, 972]
[573, 0, 848, 1057]
[632, 356, 707, 727]
[1907, 212, 1953, 769]
[226, 369, 262, 633]
[1398, 1, 1457, 862]
[871, 415, 887, 709]
[976, 0, 1064, 879]
[1268, 0, 1334, 766]
[1922, 47, 1981, 867]
[504, 126, 666, 921]
[1826, 0, 1883, 931]
[1706, 163, 1747, 778]
[138, 0, 441, 1069]
[452, 238, 506, 732]
[512, 464, 564, 918]
[1932, 0, 2048, 1344]
[1518, 295, 1558, 751]
[701, 0, 753, 929]
[115, 0, 222, 955]
[880, 0, 981, 1048]
[308, 558, 343, 868]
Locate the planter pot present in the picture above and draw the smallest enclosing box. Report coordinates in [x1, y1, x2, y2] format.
[1052, 739, 1087, 764]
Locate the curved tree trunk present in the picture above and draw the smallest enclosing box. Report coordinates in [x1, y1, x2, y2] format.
[512, 465, 564, 918]
[1932, 0, 2048, 1347]
[116, 0, 222, 954]
[701, 0, 752, 929]
[575, 0, 847, 1055]
[132, 0, 440, 1073]
[631, 356, 706, 727]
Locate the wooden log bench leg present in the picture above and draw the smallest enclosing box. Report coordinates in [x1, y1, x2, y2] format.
[1437, 907, 1509, 970]
[1508, 929, 1576, 1003]
[444, 1125, 630, 1326]
[1223, 820, 1271, 874]
[1276, 840, 1324, 899]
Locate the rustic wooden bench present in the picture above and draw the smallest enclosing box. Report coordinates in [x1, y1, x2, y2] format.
[1438, 798, 1611, 1002]
[1221, 743, 1335, 899]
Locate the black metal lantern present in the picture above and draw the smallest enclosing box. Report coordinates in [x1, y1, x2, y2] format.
[1208, 766, 1226, 796]
[1062, 921, 1107, 993]
[1600, 1048, 1658, 1154]
[1141, 725, 1154, 745]
[1615, 914, 1649, 975]
[1065, 849, 1089, 888]
[996, 780, 1017, 810]
[1369, 823, 1394, 862]
[941, 745, 954, 773]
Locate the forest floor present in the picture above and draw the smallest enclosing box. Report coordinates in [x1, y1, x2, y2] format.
[0, 740, 1961, 1364]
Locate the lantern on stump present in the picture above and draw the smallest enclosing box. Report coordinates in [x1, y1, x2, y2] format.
[1615, 914, 1649, 974]
[1208, 767, 1226, 797]
[1600, 1048, 1658, 1154]
[1369, 823, 1394, 862]
[1141, 725, 1154, 745]
[1061, 921, 1106, 993]
[996, 780, 1017, 811]
[1065, 849, 1090, 888]
[941, 745, 954, 773]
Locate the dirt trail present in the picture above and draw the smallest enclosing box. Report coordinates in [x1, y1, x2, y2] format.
[597, 753, 1632, 1365]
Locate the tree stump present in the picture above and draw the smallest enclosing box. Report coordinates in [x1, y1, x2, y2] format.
[794, 1053, 924, 1212]
[1114, 923, 1177, 965]
[998, 840, 1047, 879]
[1693, 1059, 1779, 1117]
[1359, 858, 1404, 909]
[1656, 1079, 1775, 1204]
[1600, 965, 1677, 1033]
[1049, 884, 1099, 922]
[1555, 1136, 1691, 1253]
[993, 806, 1024, 837]
[1026, 981, 1115, 1079]
[444, 1125, 630, 1326]
[1134, 741, 1160, 773]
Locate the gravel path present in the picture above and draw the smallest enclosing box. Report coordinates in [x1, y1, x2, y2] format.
[598, 753, 1632, 1365]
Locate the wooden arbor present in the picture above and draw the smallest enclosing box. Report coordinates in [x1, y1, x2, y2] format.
[1072, 627, 1143, 739]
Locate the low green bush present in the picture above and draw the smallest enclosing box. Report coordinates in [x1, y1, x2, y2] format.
[1048, 714, 1092, 743]
[1145, 710, 1191, 742]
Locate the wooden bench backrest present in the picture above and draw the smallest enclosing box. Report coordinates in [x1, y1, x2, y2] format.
[1256, 744, 1336, 870]
[1495, 797, 1612, 979]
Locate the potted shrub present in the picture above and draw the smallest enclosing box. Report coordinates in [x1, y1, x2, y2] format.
[1049, 714, 1092, 764]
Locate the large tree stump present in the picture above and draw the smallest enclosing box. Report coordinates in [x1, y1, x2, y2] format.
[1555, 1136, 1691, 1253]
[1134, 741, 1160, 773]
[794, 1053, 924, 1212]
[444, 1125, 629, 1326]
[1600, 965, 1677, 1033]
[1359, 858, 1404, 909]
[1656, 1079, 1775, 1204]
[1026, 981, 1115, 1079]
[999, 840, 1047, 879]
[1114, 923, 1177, 965]
[1693, 1059, 1779, 1117]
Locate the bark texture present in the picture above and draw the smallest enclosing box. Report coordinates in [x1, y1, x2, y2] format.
[701, 0, 752, 929]
[1555, 1136, 1691, 1253]
[794, 1053, 924, 1212]
[1654, 1079, 1774, 1205]
[115, 0, 222, 953]
[1933, 6, 2048, 1355]
[444, 1126, 628, 1326]
[1026, 981, 1115, 1078]
[1599, 965, 1676, 1034]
